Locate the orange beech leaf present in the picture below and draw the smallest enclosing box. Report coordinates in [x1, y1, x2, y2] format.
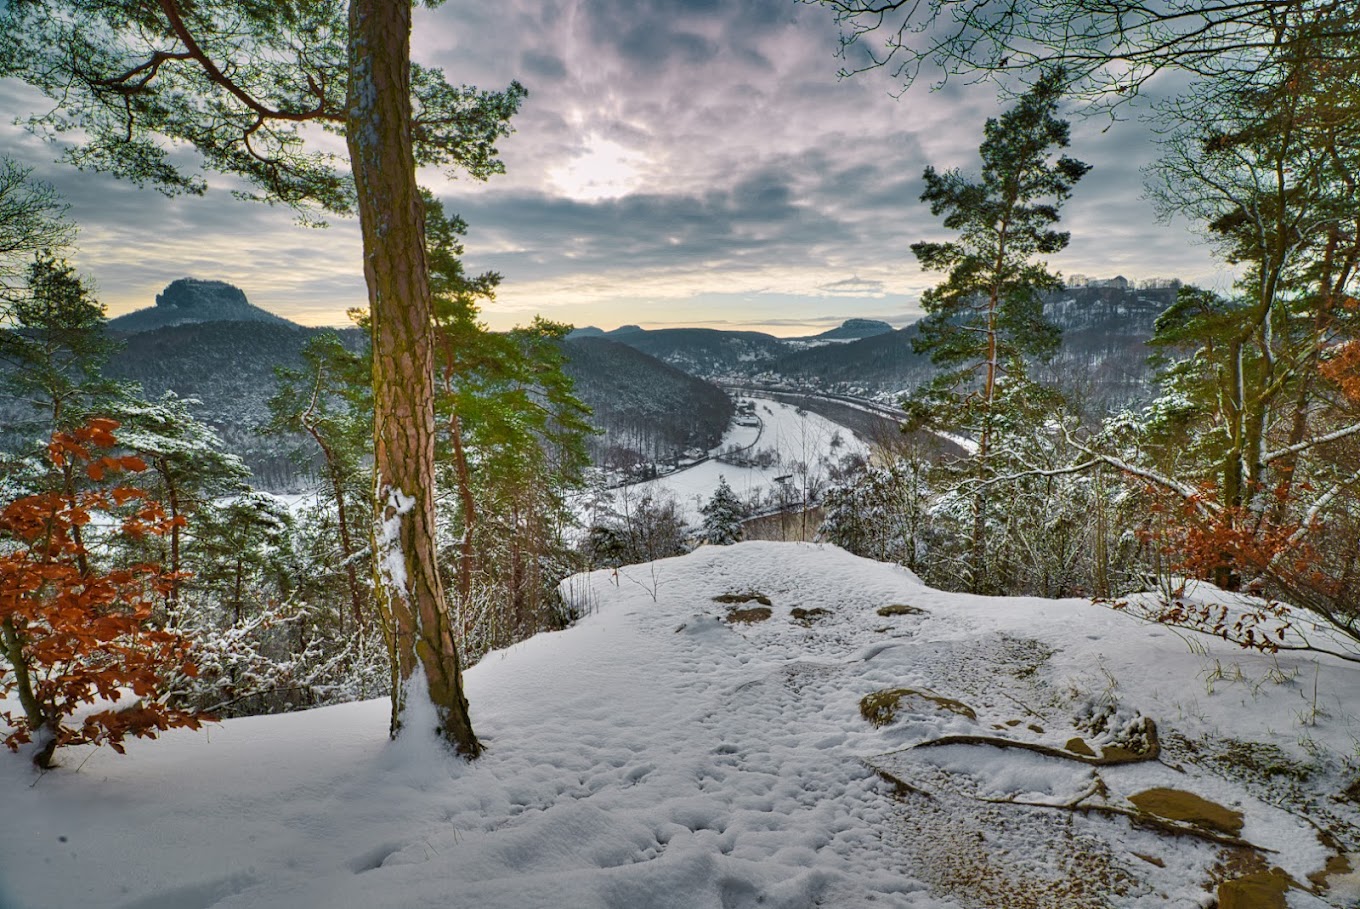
[108, 487, 142, 506]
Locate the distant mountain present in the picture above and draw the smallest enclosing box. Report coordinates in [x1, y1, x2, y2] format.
[798, 319, 894, 342]
[577, 287, 1175, 410]
[105, 321, 360, 488]
[772, 286, 1178, 408]
[94, 320, 735, 488]
[772, 324, 931, 395]
[3, 277, 1180, 490]
[1031, 286, 1179, 408]
[600, 327, 788, 376]
[107, 278, 294, 333]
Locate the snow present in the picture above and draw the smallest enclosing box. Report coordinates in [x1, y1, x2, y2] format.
[377, 485, 415, 607]
[602, 397, 868, 525]
[4, 542, 1359, 908]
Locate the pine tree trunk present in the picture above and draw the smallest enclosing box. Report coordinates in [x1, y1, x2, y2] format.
[346, 0, 479, 757]
[449, 411, 477, 606]
[309, 429, 365, 633]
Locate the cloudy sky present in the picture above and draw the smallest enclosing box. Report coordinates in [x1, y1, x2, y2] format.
[0, 0, 1236, 336]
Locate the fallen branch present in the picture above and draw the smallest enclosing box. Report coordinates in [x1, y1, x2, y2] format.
[980, 793, 1269, 852]
[901, 724, 1160, 766]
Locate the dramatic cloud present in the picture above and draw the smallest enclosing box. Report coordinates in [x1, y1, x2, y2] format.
[818, 277, 888, 297]
[0, 1, 1228, 334]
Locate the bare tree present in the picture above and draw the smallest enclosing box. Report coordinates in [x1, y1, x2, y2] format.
[806, 0, 1360, 109]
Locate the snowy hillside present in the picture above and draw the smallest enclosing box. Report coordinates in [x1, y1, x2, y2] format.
[599, 397, 866, 525]
[5, 543, 1360, 908]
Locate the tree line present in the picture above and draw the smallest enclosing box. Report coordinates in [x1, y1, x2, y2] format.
[819, 5, 1360, 658]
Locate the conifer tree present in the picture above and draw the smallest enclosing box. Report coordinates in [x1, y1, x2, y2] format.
[701, 477, 744, 546]
[0, 255, 125, 440]
[267, 333, 372, 633]
[190, 493, 294, 628]
[0, 255, 132, 576]
[423, 197, 592, 646]
[0, 157, 73, 292]
[821, 458, 931, 569]
[114, 392, 251, 617]
[908, 71, 1089, 592]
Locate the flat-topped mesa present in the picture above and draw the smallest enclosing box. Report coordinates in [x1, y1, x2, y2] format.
[155, 277, 252, 313]
[108, 278, 294, 332]
[813, 318, 893, 340]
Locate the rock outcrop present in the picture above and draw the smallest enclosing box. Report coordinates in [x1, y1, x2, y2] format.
[107, 278, 293, 333]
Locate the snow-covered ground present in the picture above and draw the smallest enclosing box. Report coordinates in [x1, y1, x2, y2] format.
[595, 397, 868, 526]
[5, 543, 1360, 908]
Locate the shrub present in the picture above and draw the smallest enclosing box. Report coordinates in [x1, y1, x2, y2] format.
[0, 419, 206, 767]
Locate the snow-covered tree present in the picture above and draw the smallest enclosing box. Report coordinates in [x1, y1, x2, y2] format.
[585, 488, 689, 568]
[267, 332, 372, 633]
[0, 157, 73, 292]
[112, 392, 251, 617]
[821, 457, 931, 569]
[700, 476, 744, 545]
[422, 195, 592, 663]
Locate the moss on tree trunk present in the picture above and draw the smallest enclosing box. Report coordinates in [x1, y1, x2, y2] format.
[345, 0, 479, 757]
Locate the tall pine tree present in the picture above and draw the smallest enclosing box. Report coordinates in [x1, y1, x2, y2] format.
[908, 71, 1090, 593]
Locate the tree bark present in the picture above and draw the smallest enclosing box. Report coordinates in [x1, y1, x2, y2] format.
[971, 221, 1007, 596]
[345, 0, 479, 757]
[1, 618, 43, 737]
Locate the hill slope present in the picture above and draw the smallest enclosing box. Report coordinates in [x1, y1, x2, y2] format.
[2, 543, 1352, 908]
[561, 336, 734, 465]
[602, 327, 788, 376]
[773, 286, 1177, 406]
[104, 321, 363, 487]
[97, 327, 735, 486]
[798, 318, 894, 342]
[585, 288, 1174, 408]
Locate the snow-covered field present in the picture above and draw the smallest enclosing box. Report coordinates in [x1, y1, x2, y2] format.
[5, 543, 1360, 908]
[597, 397, 868, 526]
